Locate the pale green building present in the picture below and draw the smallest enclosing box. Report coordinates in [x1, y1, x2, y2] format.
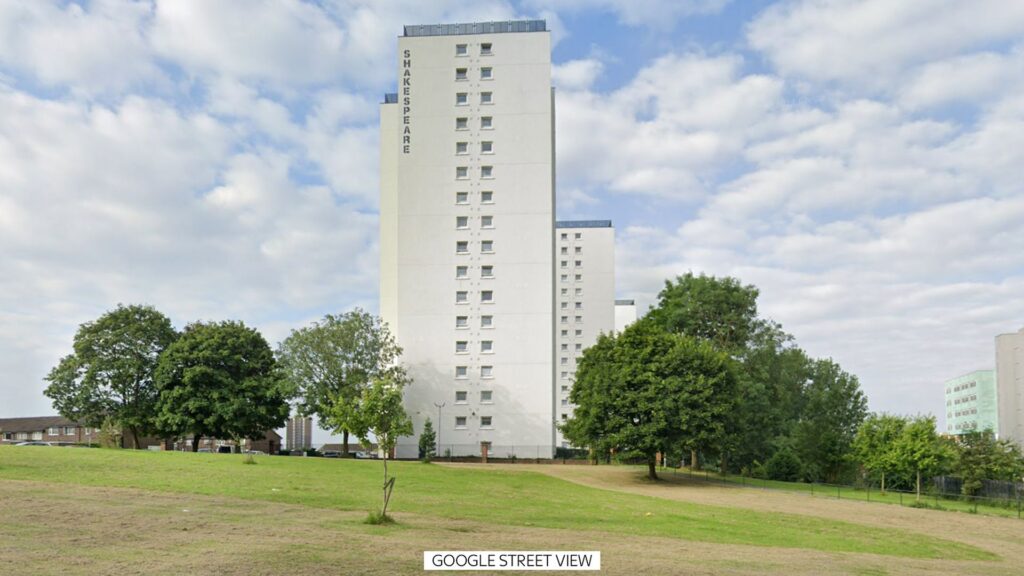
[944, 370, 998, 435]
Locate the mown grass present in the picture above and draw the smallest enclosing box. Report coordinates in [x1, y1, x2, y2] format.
[0, 446, 995, 561]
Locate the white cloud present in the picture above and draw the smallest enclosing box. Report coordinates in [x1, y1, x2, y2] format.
[552, 59, 604, 90]
[524, 0, 729, 28]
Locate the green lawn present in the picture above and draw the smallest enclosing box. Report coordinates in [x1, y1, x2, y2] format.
[0, 446, 994, 561]
[677, 468, 1023, 519]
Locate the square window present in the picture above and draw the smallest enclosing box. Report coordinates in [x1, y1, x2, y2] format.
[456, 142, 468, 155]
[481, 366, 493, 378]
[481, 67, 492, 79]
[455, 291, 468, 303]
[560, 274, 568, 282]
[481, 265, 494, 278]
[456, 216, 468, 229]
[481, 340, 493, 353]
[481, 92, 492, 104]
[561, 398, 569, 406]
[456, 316, 468, 328]
[560, 329, 568, 336]
[575, 316, 583, 323]
[561, 414, 568, 421]
[561, 357, 568, 365]
[561, 372, 568, 379]
[560, 288, 568, 295]
[481, 166, 493, 178]
[481, 240, 494, 252]
[574, 233, 582, 239]
[481, 191, 493, 203]
[456, 265, 468, 278]
[481, 215, 493, 228]
[455, 416, 467, 428]
[456, 93, 468, 105]
[456, 241, 469, 254]
[560, 233, 568, 240]
[575, 246, 582, 254]
[575, 302, 582, 309]
[561, 385, 569, 392]
[455, 366, 468, 378]
[575, 288, 582, 296]
[481, 116, 493, 129]
[575, 260, 582, 267]
[561, 247, 568, 255]
[456, 44, 468, 56]
[481, 141, 493, 153]
[481, 390, 493, 402]
[481, 290, 493, 302]
[456, 117, 468, 130]
[455, 391, 468, 403]
[456, 191, 468, 204]
[481, 43, 492, 55]
[481, 416, 492, 427]
[561, 316, 568, 324]
[575, 274, 582, 281]
[561, 260, 568, 268]
[455, 68, 467, 80]
[561, 343, 568, 351]
[456, 167, 468, 179]
[575, 343, 582, 351]
[481, 315, 493, 328]
[455, 341, 468, 353]
[561, 302, 568, 309]
[575, 329, 582, 337]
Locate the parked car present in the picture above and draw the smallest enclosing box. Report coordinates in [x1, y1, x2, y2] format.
[14, 441, 53, 446]
[217, 446, 233, 454]
[323, 450, 341, 458]
[244, 450, 266, 456]
[197, 448, 212, 453]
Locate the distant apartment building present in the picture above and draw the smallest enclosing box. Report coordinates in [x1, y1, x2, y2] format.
[555, 221, 616, 448]
[996, 326, 1024, 446]
[286, 415, 313, 451]
[614, 299, 638, 333]
[944, 370, 997, 435]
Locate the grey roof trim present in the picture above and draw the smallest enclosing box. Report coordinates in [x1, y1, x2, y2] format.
[404, 20, 546, 37]
[615, 299, 635, 306]
[555, 220, 612, 229]
[0, 416, 80, 433]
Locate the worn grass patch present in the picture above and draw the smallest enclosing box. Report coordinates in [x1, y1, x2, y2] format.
[0, 446, 994, 561]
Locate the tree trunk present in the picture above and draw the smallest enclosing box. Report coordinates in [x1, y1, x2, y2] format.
[916, 470, 921, 502]
[343, 430, 349, 455]
[130, 427, 140, 450]
[691, 449, 700, 471]
[721, 453, 728, 475]
[191, 436, 200, 452]
[647, 456, 658, 480]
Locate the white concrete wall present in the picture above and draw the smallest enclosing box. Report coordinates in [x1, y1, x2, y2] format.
[554, 224, 615, 447]
[614, 302, 638, 333]
[382, 29, 555, 458]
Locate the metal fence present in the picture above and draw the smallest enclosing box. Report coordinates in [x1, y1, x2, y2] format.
[425, 444, 591, 462]
[672, 467, 1024, 520]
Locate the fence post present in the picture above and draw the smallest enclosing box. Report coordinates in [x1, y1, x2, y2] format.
[899, 491, 902, 506]
[867, 484, 870, 502]
[837, 484, 841, 500]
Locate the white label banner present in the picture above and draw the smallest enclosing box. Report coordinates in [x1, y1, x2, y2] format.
[423, 551, 601, 571]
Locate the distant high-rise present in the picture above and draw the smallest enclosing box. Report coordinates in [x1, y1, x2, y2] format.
[943, 370, 997, 436]
[285, 415, 313, 451]
[996, 327, 1024, 447]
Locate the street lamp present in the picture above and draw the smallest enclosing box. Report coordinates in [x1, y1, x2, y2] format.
[433, 401, 446, 457]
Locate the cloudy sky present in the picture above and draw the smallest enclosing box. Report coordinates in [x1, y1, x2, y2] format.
[2, 0, 1022, 441]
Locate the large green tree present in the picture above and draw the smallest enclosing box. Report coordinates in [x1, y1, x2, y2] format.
[893, 415, 955, 501]
[793, 359, 868, 483]
[346, 375, 413, 520]
[563, 320, 737, 480]
[44, 304, 178, 448]
[853, 413, 907, 493]
[154, 321, 290, 452]
[650, 272, 760, 353]
[277, 310, 402, 455]
[955, 431, 1024, 498]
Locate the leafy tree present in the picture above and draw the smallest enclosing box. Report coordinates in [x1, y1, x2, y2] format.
[649, 272, 759, 353]
[765, 447, 803, 481]
[154, 321, 291, 452]
[346, 375, 413, 521]
[892, 415, 955, 501]
[418, 418, 437, 462]
[278, 310, 402, 455]
[563, 320, 737, 480]
[793, 359, 868, 483]
[853, 413, 907, 493]
[44, 304, 178, 448]
[956, 431, 1024, 497]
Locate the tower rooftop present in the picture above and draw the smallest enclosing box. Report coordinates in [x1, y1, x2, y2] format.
[403, 20, 546, 37]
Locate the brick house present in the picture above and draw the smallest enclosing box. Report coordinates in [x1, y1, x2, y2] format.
[0, 416, 98, 445]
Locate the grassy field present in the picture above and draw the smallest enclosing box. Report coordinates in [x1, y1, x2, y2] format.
[0, 447, 1019, 575]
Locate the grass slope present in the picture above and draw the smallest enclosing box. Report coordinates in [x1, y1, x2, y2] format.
[0, 447, 993, 561]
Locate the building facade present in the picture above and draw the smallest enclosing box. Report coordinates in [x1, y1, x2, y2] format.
[0, 416, 95, 444]
[944, 370, 998, 435]
[285, 415, 313, 451]
[381, 21, 556, 458]
[614, 299, 638, 333]
[996, 327, 1024, 446]
[554, 221, 615, 447]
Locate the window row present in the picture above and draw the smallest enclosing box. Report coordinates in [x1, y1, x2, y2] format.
[455, 191, 494, 204]
[455, 366, 494, 380]
[455, 67, 493, 81]
[559, 246, 583, 255]
[455, 215, 494, 229]
[455, 42, 493, 56]
[559, 274, 584, 282]
[560, 329, 584, 337]
[454, 415, 493, 429]
[455, 92, 493, 105]
[46, 426, 79, 435]
[455, 166, 493, 179]
[559, 316, 585, 324]
[455, 265, 495, 279]
[456, 116, 493, 130]
[560, 288, 584, 296]
[559, 301, 584, 310]
[455, 240, 494, 254]
[455, 291, 494, 303]
[455, 315, 494, 329]
[455, 340, 494, 353]
[560, 232, 583, 240]
[455, 141, 494, 155]
[559, 260, 584, 268]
